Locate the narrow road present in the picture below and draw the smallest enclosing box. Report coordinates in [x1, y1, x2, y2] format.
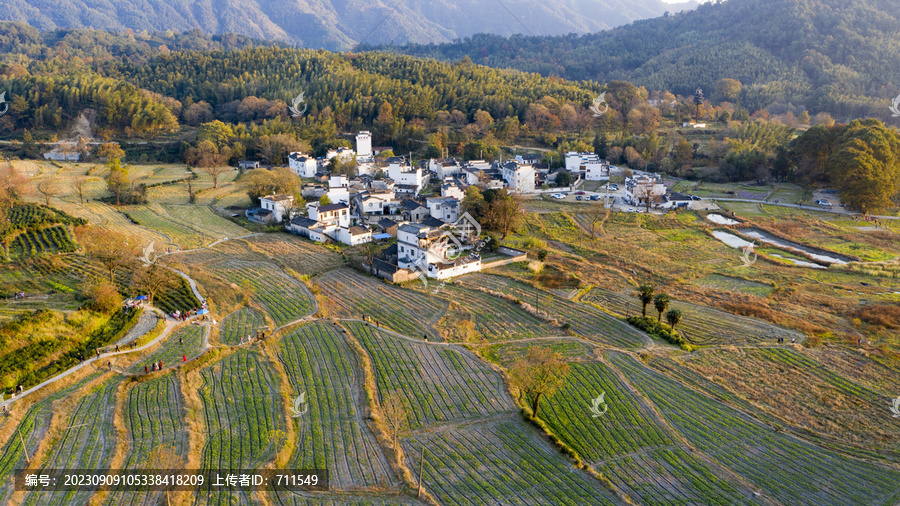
[713, 198, 900, 220]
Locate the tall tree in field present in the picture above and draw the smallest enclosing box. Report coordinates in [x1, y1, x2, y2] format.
[665, 308, 683, 333]
[638, 284, 654, 317]
[36, 179, 59, 206]
[133, 263, 175, 306]
[106, 159, 129, 206]
[78, 228, 137, 282]
[381, 392, 409, 449]
[509, 346, 570, 417]
[73, 178, 87, 205]
[485, 191, 524, 239]
[654, 293, 670, 322]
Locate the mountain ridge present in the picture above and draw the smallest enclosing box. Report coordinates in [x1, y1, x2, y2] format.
[0, 0, 698, 50]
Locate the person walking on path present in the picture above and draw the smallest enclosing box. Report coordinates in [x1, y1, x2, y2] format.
[183, 354, 187, 362]
[108, 361, 112, 371]
[145, 365, 149, 373]
[115, 345, 119, 352]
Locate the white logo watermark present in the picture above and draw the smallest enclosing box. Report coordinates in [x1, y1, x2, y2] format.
[140, 241, 158, 265]
[589, 392, 608, 418]
[289, 92, 307, 118]
[891, 395, 900, 418]
[741, 241, 758, 266]
[290, 392, 309, 418]
[0, 91, 8, 117]
[590, 92, 609, 117]
[890, 94, 900, 117]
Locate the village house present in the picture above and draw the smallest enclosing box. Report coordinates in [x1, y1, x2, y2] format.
[289, 152, 318, 178]
[256, 193, 294, 223]
[428, 158, 463, 179]
[396, 223, 482, 280]
[626, 176, 667, 207]
[426, 196, 460, 223]
[501, 161, 536, 193]
[326, 175, 351, 205]
[399, 199, 431, 223]
[355, 189, 399, 217]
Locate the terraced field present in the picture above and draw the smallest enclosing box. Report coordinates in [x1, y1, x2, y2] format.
[318, 269, 446, 339]
[220, 307, 267, 345]
[403, 418, 619, 506]
[538, 361, 749, 504]
[125, 325, 205, 374]
[233, 234, 345, 276]
[457, 273, 646, 348]
[123, 203, 249, 250]
[481, 339, 595, 366]
[23, 377, 123, 506]
[104, 374, 188, 506]
[609, 352, 900, 505]
[276, 323, 397, 493]
[215, 260, 315, 327]
[582, 287, 801, 345]
[0, 374, 100, 503]
[196, 350, 286, 505]
[348, 322, 513, 429]
[430, 284, 559, 341]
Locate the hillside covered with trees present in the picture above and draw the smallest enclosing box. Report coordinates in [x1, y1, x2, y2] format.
[376, 0, 900, 121]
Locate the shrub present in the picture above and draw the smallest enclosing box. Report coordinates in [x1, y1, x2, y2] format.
[627, 316, 686, 347]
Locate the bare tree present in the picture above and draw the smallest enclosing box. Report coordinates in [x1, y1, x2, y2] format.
[381, 392, 410, 448]
[198, 165, 231, 189]
[586, 202, 609, 237]
[485, 192, 524, 239]
[73, 178, 87, 206]
[36, 179, 59, 206]
[133, 263, 175, 306]
[509, 346, 570, 417]
[78, 228, 137, 282]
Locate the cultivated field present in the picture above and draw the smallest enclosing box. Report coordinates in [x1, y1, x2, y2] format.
[196, 350, 286, 505]
[348, 322, 513, 428]
[124, 325, 205, 374]
[214, 260, 315, 327]
[276, 323, 398, 492]
[317, 269, 446, 340]
[220, 306, 267, 345]
[609, 352, 900, 505]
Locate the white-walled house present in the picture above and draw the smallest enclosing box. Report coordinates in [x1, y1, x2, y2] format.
[426, 196, 460, 223]
[501, 161, 535, 193]
[626, 176, 667, 207]
[288, 202, 369, 245]
[325, 147, 356, 163]
[289, 152, 318, 178]
[356, 131, 373, 160]
[327, 174, 351, 205]
[428, 158, 462, 179]
[397, 223, 482, 280]
[584, 159, 611, 181]
[441, 180, 466, 200]
[335, 226, 372, 245]
[388, 161, 425, 195]
[259, 194, 294, 223]
[356, 190, 398, 216]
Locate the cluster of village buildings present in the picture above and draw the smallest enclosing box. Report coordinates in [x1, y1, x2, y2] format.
[247, 131, 613, 280]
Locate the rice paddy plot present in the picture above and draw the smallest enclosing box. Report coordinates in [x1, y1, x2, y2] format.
[317, 269, 445, 339]
[348, 322, 514, 429]
[216, 260, 315, 327]
[220, 307, 267, 345]
[458, 274, 645, 349]
[403, 417, 619, 506]
[196, 350, 286, 506]
[432, 284, 559, 341]
[583, 287, 801, 345]
[275, 323, 397, 492]
[125, 325, 205, 374]
[22, 377, 124, 506]
[609, 352, 900, 506]
[104, 374, 188, 506]
[0, 374, 100, 503]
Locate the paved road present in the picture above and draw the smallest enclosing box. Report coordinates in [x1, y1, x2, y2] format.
[714, 198, 900, 220]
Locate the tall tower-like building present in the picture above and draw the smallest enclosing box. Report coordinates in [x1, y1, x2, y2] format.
[356, 131, 372, 159]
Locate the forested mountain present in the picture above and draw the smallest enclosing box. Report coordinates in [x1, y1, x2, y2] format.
[378, 0, 900, 120]
[0, 0, 697, 50]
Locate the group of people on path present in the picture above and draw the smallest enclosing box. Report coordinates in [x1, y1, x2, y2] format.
[239, 331, 266, 345]
[169, 300, 209, 322]
[144, 360, 165, 373]
[776, 336, 796, 344]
